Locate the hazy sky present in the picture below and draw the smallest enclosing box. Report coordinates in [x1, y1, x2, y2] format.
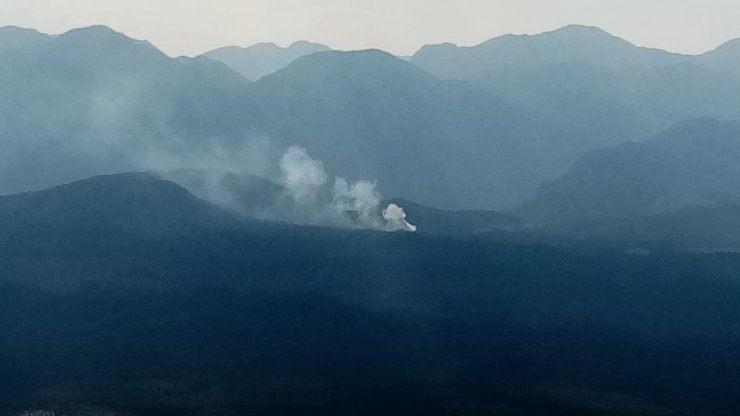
[1, 0, 739, 57]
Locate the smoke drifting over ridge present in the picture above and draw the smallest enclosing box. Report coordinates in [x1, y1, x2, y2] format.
[160, 145, 417, 233]
[0, 26, 415, 232]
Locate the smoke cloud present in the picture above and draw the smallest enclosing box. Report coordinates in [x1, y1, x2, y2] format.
[383, 203, 418, 232]
[280, 146, 328, 205]
[158, 144, 416, 232]
[274, 146, 417, 232]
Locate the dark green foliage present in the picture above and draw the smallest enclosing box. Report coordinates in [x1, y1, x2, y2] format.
[2, 175, 740, 415]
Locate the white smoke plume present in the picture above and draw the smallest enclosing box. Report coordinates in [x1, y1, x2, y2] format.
[382, 203, 418, 232]
[157, 143, 417, 233]
[277, 146, 417, 232]
[279, 146, 328, 205]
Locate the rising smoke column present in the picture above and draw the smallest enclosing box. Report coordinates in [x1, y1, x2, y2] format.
[278, 146, 417, 232]
[279, 146, 328, 205]
[382, 203, 417, 232]
[332, 178, 382, 226]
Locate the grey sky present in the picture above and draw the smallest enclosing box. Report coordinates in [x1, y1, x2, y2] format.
[1, 0, 738, 57]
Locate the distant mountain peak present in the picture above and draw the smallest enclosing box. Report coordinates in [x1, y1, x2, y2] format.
[706, 37, 740, 54]
[213, 41, 330, 53]
[327, 48, 394, 58]
[0, 25, 44, 36]
[0, 25, 49, 49]
[59, 24, 126, 40]
[0, 24, 162, 56]
[411, 24, 685, 81]
[699, 37, 740, 69]
[273, 48, 427, 77]
[204, 40, 332, 80]
[415, 42, 459, 52]
[477, 24, 633, 50]
[257, 48, 427, 85]
[247, 42, 280, 50]
[289, 40, 331, 49]
[56, 24, 161, 55]
[554, 24, 612, 34]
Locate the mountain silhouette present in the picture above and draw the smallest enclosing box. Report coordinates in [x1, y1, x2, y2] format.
[519, 118, 740, 224]
[251, 49, 546, 209]
[0, 25, 256, 195]
[411, 25, 740, 168]
[204, 40, 332, 80]
[4, 24, 740, 213]
[0, 173, 238, 240]
[412, 25, 685, 80]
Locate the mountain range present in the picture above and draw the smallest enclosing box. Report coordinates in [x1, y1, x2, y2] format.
[0, 25, 256, 195]
[5, 20, 740, 416]
[411, 25, 740, 166]
[4, 24, 740, 212]
[521, 118, 740, 223]
[204, 40, 332, 81]
[0, 25, 534, 209]
[512, 118, 740, 248]
[3, 173, 740, 415]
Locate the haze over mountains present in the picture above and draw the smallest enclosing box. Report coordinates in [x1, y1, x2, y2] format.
[5, 20, 740, 415]
[518, 118, 740, 247]
[522, 118, 740, 223]
[0, 25, 256, 196]
[204, 40, 332, 81]
[411, 25, 740, 165]
[3, 24, 740, 214]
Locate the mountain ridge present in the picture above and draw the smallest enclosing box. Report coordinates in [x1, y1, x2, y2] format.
[0, 173, 241, 240]
[411, 24, 688, 81]
[4, 24, 740, 212]
[251, 48, 541, 209]
[518, 118, 740, 224]
[204, 39, 332, 80]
